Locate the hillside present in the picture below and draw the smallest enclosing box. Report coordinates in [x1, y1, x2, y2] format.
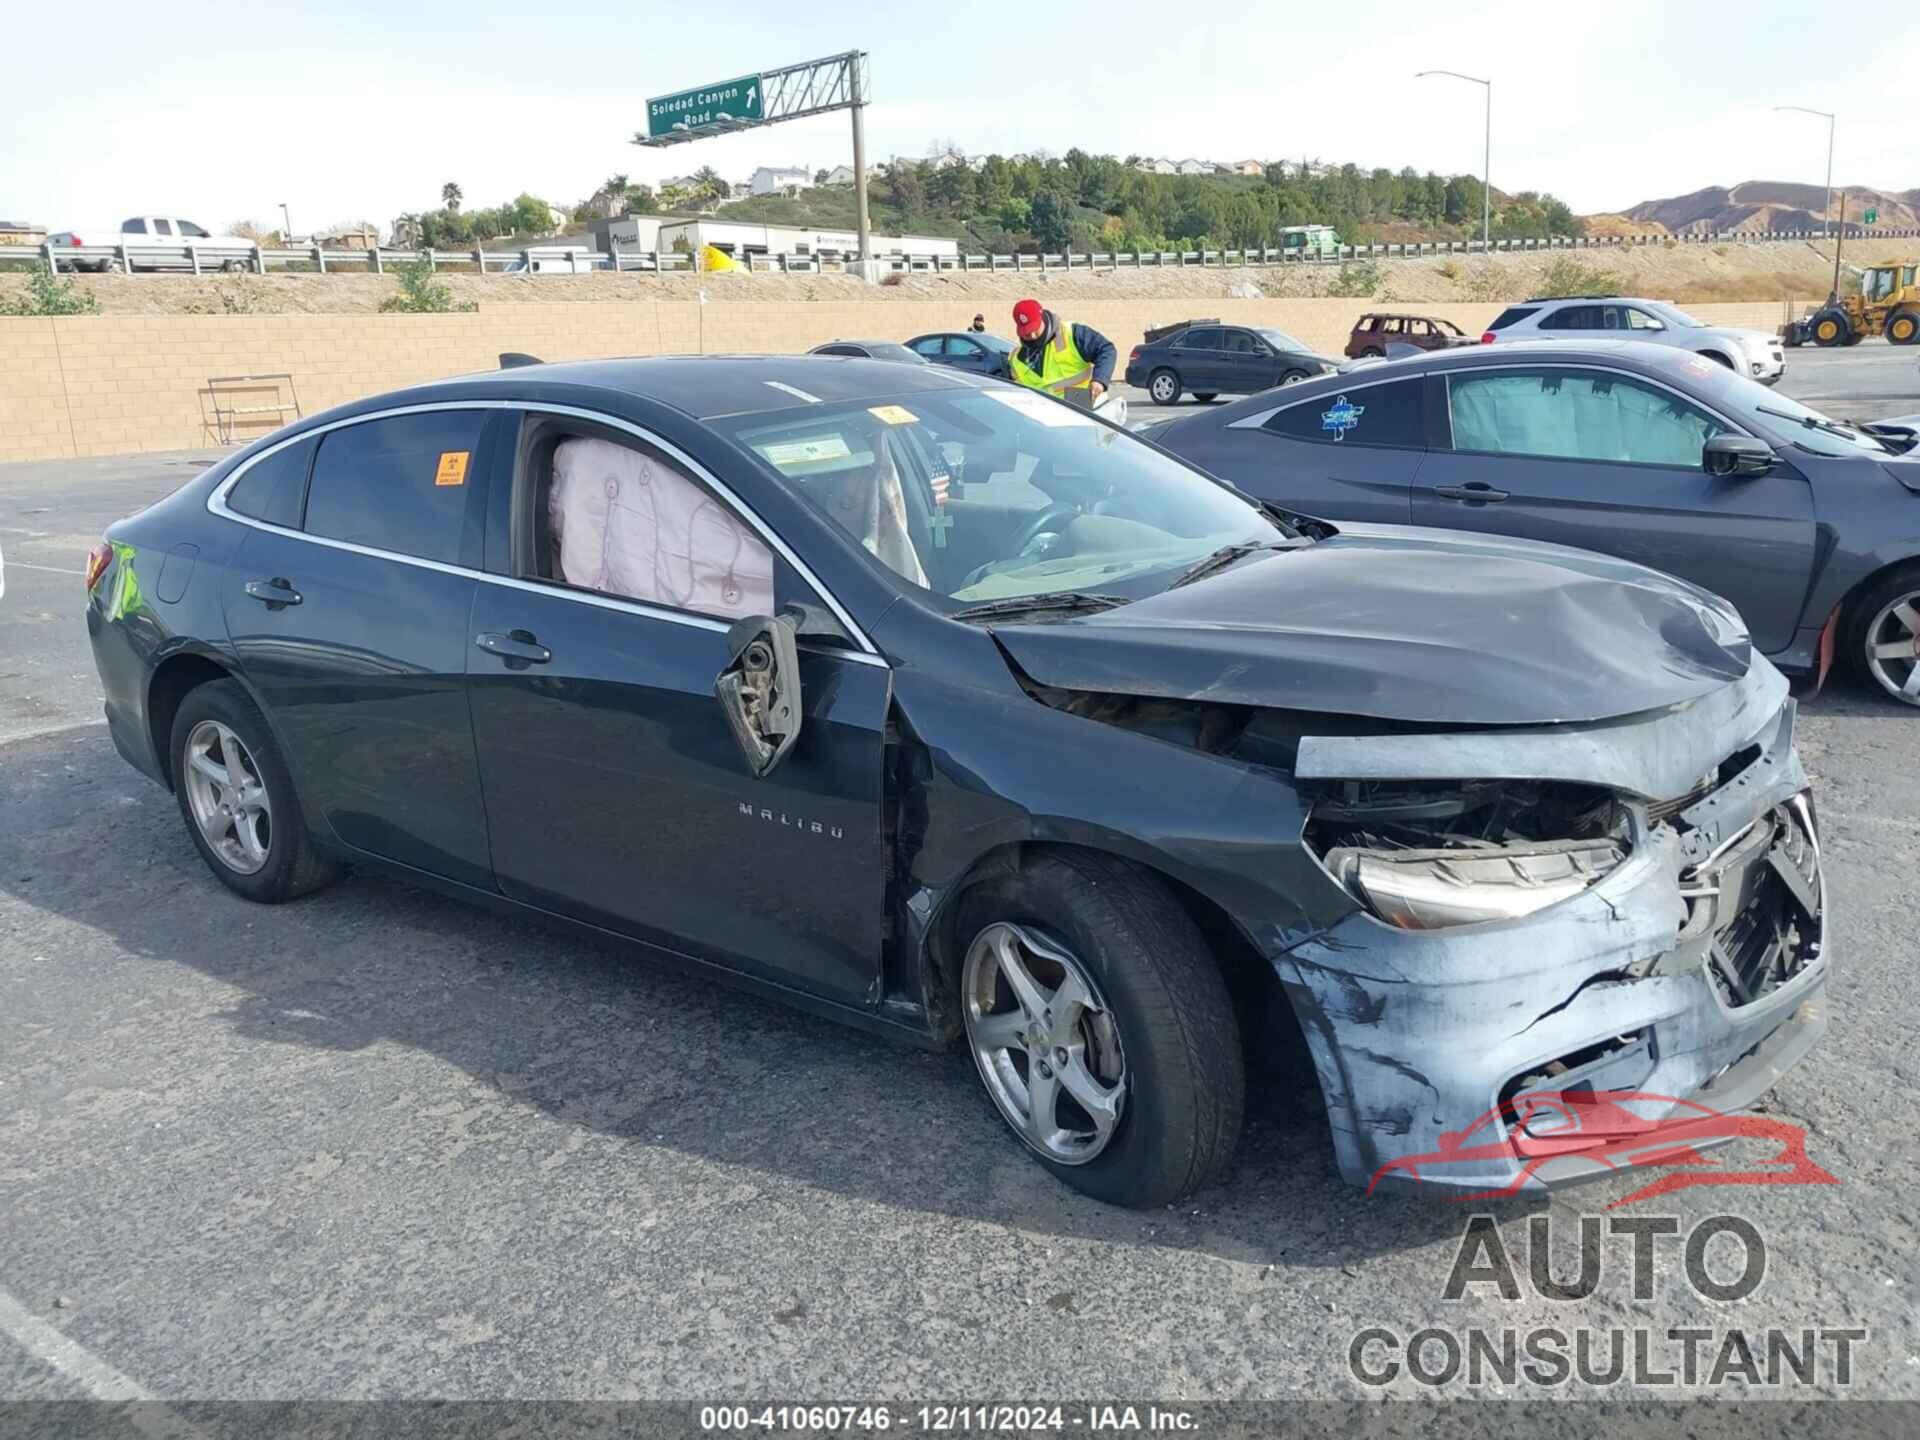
[1622, 180, 1920, 234]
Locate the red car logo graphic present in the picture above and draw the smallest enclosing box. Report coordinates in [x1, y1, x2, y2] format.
[1368, 1090, 1838, 1208]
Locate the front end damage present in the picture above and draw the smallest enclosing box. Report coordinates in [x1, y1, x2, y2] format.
[1278, 659, 1828, 1194]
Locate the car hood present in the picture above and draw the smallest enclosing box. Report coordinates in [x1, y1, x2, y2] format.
[989, 524, 1752, 726]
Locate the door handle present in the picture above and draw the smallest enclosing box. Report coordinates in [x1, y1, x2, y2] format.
[475, 629, 551, 664]
[244, 577, 302, 606]
[1434, 484, 1510, 503]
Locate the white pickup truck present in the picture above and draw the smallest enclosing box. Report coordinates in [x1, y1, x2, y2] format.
[46, 216, 256, 273]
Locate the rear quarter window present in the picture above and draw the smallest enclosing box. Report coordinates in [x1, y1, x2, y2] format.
[1487, 306, 1539, 331]
[224, 438, 316, 528]
[303, 410, 488, 564]
[1262, 378, 1427, 449]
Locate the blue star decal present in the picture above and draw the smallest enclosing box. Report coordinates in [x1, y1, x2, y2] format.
[1321, 394, 1366, 441]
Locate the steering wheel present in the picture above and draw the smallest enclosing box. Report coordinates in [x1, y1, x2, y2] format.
[1011, 502, 1080, 558]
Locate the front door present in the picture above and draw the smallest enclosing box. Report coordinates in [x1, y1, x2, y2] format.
[465, 417, 892, 1006]
[1412, 365, 1818, 654]
[222, 408, 499, 887]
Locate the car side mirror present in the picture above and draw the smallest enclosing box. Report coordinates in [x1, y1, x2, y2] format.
[1704, 434, 1774, 479]
[715, 612, 803, 778]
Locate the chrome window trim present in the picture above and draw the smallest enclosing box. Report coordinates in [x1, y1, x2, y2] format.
[206, 398, 887, 666]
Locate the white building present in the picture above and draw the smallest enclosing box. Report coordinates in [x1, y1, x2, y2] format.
[1174, 158, 1213, 176]
[654, 219, 957, 261]
[750, 166, 813, 197]
[822, 165, 857, 187]
[1133, 158, 1177, 175]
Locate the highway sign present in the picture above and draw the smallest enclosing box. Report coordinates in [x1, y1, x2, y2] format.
[1864, 208, 1878, 224]
[647, 75, 764, 138]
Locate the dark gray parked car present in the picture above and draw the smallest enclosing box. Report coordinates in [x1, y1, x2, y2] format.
[1152, 340, 1920, 706]
[905, 331, 1015, 376]
[1124, 324, 1335, 405]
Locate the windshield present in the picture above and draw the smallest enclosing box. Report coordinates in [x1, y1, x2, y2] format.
[1647, 302, 1705, 329]
[1691, 364, 1892, 457]
[715, 387, 1285, 607]
[1256, 328, 1308, 354]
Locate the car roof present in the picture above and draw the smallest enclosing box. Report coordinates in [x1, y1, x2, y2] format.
[360, 354, 984, 421]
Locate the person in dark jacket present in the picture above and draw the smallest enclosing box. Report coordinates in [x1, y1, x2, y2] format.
[1005, 298, 1117, 403]
[969, 313, 987, 332]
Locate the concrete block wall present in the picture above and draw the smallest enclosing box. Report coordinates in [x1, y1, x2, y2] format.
[0, 300, 1802, 463]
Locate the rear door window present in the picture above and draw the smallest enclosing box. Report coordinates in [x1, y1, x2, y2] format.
[1262, 378, 1427, 449]
[1539, 305, 1601, 331]
[122, 219, 149, 235]
[153, 219, 174, 237]
[303, 410, 488, 564]
[225, 438, 316, 528]
[1178, 328, 1223, 350]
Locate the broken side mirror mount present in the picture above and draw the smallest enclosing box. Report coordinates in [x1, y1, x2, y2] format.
[1703, 434, 1775, 479]
[715, 610, 804, 779]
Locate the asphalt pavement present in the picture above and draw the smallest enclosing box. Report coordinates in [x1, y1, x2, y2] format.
[1, 393, 1918, 1409]
[1119, 335, 1920, 425]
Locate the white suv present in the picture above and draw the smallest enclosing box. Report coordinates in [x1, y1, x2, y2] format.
[1481, 296, 1786, 384]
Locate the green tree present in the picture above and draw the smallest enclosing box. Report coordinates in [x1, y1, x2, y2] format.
[441, 182, 463, 213]
[1028, 189, 1073, 250]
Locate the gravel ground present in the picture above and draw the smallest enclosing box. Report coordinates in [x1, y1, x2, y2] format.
[0, 426, 1915, 1411]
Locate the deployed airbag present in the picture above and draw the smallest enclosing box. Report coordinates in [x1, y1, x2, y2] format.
[550, 437, 773, 620]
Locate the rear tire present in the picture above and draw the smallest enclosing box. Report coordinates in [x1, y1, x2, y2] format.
[1811, 311, 1850, 347]
[1148, 369, 1182, 405]
[954, 850, 1244, 1207]
[1845, 563, 1920, 708]
[1887, 310, 1920, 346]
[170, 679, 341, 902]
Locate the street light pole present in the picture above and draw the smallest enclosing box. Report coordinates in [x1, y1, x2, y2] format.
[850, 51, 872, 281]
[279, 202, 294, 245]
[1775, 106, 1836, 241]
[1416, 70, 1491, 253]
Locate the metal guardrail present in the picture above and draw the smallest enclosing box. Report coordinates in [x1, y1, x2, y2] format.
[31, 225, 1920, 282]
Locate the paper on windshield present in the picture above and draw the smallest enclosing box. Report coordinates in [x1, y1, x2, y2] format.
[984, 389, 1102, 428]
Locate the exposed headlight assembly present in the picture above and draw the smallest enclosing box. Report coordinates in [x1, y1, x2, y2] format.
[1323, 839, 1626, 930]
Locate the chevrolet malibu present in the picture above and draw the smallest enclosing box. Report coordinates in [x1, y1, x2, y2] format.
[85, 356, 1828, 1206]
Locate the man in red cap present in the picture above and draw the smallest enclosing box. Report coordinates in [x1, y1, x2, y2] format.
[1005, 299, 1117, 406]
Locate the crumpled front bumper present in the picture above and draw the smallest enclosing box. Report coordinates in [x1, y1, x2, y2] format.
[1272, 674, 1828, 1196]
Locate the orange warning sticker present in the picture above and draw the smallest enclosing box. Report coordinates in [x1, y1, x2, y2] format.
[435, 451, 470, 486]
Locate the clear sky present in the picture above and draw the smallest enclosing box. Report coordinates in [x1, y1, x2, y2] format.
[6, 0, 1913, 236]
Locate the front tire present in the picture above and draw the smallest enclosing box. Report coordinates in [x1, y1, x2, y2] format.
[1848, 564, 1920, 708]
[1887, 309, 1920, 346]
[170, 679, 340, 901]
[1193, 392, 1218, 403]
[1700, 350, 1735, 369]
[1148, 369, 1182, 405]
[1279, 369, 1308, 386]
[955, 851, 1244, 1207]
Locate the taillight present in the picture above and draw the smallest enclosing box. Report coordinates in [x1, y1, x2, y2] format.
[1128, 346, 1141, 365]
[1480, 331, 1497, 344]
[84, 542, 112, 592]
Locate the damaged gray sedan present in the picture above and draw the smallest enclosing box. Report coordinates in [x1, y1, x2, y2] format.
[86, 358, 1826, 1206]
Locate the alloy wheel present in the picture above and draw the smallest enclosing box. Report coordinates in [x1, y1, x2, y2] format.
[1150, 374, 1177, 403]
[1864, 592, 1920, 706]
[962, 921, 1127, 1164]
[182, 719, 274, 874]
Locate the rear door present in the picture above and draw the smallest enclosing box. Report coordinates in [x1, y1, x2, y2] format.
[1169, 374, 1432, 523]
[221, 407, 497, 887]
[1411, 364, 1818, 652]
[464, 411, 892, 1006]
[1170, 326, 1226, 391]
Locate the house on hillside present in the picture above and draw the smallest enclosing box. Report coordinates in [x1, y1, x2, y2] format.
[0, 219, 47, 246]
[929, 147, 968, 170]
[1133, 157, 1176, 175]
[316, 223, 380, 250]
[1174, 158, 1213, 175]
[750, 165, 812, 197]
[1227, 159, 1264, 176]
[822, 164, 857, 187]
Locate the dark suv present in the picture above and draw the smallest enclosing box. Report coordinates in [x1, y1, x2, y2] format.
[1346, 313, 1472, 358]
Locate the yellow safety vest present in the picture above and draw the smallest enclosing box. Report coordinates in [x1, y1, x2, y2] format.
[1008, 320, 1093, 397]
